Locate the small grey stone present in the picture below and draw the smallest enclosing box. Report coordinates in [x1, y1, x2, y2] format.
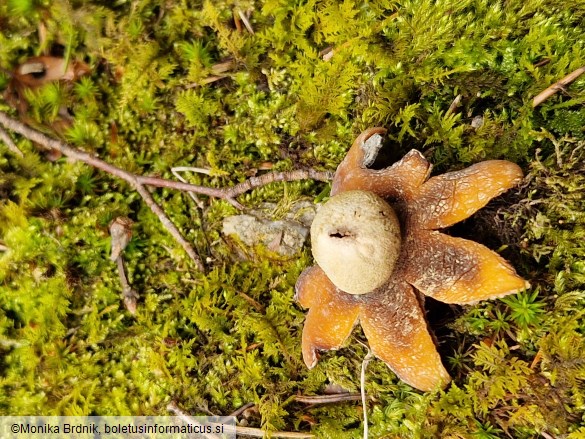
[471, 115, 484, 129]
[222, 201, 316, 256]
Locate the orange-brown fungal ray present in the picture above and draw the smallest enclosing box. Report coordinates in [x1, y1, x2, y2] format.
[295, 265, 335, 308]
[371, 149, 432, 199]
[332, 144, 432, 199]
[404, 231, 530, 305]
[410, 161, 523, 230]
[331, 127, 387, 196]
[335, 128, 387, 179]
[360, 281, 451, 391]
[295, 266, 361, 368]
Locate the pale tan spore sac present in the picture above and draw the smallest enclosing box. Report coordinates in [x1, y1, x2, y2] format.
[311, 190, 401, 295]
[296, 128, 529, 391]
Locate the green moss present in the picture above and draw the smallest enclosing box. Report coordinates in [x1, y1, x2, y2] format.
[1, 0, 585, 436]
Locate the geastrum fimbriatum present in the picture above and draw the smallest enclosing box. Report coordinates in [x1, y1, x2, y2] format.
[296, 128, 530, 391]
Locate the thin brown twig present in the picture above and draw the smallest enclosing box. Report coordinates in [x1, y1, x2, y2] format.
[229, 402, 256, 418]
[233, 8, 243, 33]
[0, 111, 333, 269]
[116, 256, 131, 293]
[0, 125, 23, 157]
[237, 291, 265, 313]
[166, 401, 224, 439]
[294, 393, 363, 404]
[532, 66, 585, 107]
[0, 116, 205, 270]
[171, 167, 206, 209]
[235, 425, 314, 438]
[445, 94, 462, 116]
[230, 394, 363, 414]
[0, 112, 210, 266]
[533, 58, 550, 68]
[224, 169, 333, 199]
[237, 9, 255, 34]
[167, 401, 314, 438]
[530, 347, 543, 370]
[116, 256, 139, 314]
[134, 182, 204, 270]
[0, 112, 333, 201]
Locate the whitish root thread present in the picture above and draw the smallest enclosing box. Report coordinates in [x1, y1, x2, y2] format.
[361, 346, 374, 439]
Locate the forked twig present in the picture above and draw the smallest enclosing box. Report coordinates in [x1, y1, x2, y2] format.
[134, 182, 204, 269]
[171, 166, 212, 209]
[532, 66, 585, 107]
[0, 111, 333, 270]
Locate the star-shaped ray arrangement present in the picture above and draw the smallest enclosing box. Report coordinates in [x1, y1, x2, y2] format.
[296, 128, 530, 391]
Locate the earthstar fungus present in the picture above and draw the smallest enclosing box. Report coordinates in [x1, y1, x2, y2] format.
[296, 128, 530, 391]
